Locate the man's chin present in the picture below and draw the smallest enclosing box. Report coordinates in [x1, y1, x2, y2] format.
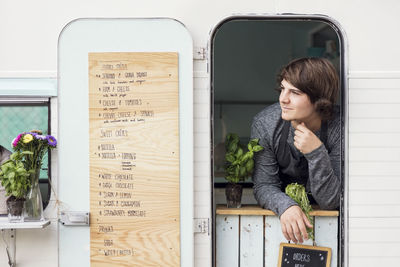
[281, 114, 292, 121]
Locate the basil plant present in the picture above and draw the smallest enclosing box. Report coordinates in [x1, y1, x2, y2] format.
[224, 133, 263, 183]
[0, 151, 32, 200]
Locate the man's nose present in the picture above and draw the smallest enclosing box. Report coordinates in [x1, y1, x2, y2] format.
[280, 90, 290, 103]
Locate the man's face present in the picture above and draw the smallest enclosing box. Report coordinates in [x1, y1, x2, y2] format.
[279, 79, 316, 123]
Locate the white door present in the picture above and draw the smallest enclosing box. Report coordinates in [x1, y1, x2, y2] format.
[58, 18, 193, 267]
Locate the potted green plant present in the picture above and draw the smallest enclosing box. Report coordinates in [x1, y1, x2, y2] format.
[0, 151, 32, 222]
[224, 133, 263, 208]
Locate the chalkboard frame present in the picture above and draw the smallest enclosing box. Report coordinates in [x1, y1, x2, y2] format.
[278, 242, 332, 267]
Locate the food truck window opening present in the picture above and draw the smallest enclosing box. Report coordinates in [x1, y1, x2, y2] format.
[210, 15, 348, 267]
[0, 99, 52, 209]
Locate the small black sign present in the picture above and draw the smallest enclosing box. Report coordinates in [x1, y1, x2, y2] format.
[278, 243, 331, 267]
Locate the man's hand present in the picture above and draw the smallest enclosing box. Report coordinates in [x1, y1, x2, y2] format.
[280, 205, 313, 243]
[292, 122, 322, 154]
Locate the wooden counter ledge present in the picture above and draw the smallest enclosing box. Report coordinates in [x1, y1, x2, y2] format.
[216, 204, 339, 217]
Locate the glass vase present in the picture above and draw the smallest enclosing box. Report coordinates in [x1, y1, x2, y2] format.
[225, 182, 243, 208]
[24, 168, 44, 221]
[6, 196, 24, 223]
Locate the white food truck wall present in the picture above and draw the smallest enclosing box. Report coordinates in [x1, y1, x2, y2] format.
[0, 0, 399, 266]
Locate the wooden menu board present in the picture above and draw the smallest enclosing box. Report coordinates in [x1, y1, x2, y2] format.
[278, 243, 331, 267]
[88, 52, 180, 266]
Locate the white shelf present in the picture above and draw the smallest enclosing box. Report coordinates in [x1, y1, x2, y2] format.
[0, 217, 50, 229]
[0, 217, 51, 266]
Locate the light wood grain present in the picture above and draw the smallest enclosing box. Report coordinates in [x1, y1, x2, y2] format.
[89, 52, 180, 266]
[216, 205, 339, 217]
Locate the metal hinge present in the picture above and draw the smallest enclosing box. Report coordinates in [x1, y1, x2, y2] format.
[59, 211, 90, 226]
[193, 47, 207, 60]
[194, 218, 210, 234]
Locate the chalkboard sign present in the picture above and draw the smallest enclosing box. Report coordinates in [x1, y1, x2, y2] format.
[278, 243, 331, 267]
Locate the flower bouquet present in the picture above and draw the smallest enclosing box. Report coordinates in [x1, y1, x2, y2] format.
[11, 130, 57, 221]
[12, 130, 57, 171]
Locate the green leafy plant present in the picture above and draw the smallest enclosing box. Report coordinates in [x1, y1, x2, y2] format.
[285, 183, 314, 241]
[224, 133, 263, 183]
[0, 151, 32, 199]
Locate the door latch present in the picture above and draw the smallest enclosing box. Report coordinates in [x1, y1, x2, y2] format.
[59, 211, 90, 226]
[194, 218, 210, 235]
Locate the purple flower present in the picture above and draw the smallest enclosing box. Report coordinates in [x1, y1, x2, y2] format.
[46, 135, 57, 147]
[35, 135, 47, 140]
[12, 134, 23, 147]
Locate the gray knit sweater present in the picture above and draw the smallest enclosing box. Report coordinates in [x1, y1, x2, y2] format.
[251, 103, 341, 217]
[0, 145, 11, 165]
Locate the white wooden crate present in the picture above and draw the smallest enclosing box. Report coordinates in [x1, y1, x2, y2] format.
[216, 206, 338, 267]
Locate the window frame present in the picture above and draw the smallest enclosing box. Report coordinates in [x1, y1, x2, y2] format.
[209, 14, 349, 267]
[0, 97, 53, 209]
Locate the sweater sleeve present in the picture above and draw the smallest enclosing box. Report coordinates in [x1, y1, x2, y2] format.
[0, 146, 11, 165]
[304, 133, 341, 210]
[251, 119, 298, 217]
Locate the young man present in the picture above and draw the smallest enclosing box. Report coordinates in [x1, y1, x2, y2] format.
[251, 57, 340, 243]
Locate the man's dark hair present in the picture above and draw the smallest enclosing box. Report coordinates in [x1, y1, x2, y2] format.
[277, 57, 339, 120]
